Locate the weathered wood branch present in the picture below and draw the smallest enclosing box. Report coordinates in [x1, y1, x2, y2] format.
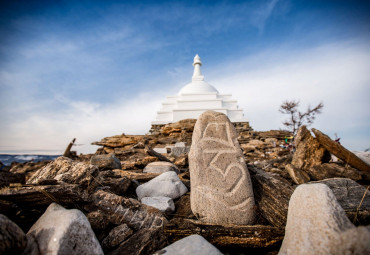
[144, 146, 172, 163]
[164, 218, 284, 248]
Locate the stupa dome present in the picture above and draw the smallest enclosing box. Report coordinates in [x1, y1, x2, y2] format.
[178, 80, 219, 95]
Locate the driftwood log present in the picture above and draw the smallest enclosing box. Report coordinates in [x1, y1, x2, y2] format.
[164, 218, 284, 249]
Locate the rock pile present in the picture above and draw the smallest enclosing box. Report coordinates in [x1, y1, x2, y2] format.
[0, 113, 369, 254]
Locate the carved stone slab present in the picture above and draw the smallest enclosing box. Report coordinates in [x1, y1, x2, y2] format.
[189, 111, 255, 225]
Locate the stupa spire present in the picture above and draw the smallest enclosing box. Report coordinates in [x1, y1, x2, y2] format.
[192, 54, 204, 81]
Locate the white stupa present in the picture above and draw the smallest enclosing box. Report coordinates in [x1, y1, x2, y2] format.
[152, 54, 246, 125]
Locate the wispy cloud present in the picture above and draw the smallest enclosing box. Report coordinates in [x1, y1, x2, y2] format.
[250, 0, 281, 34]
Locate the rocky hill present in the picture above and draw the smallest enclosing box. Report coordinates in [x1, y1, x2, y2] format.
[1, 113, 369, 255]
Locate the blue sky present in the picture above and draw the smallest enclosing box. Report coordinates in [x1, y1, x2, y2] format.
[0, 0, 369, 154]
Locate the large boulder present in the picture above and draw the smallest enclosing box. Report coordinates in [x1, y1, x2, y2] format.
[27, 203, 103, 255]
[90, 154, 121, 170]
[279, 183, 370, 255]
[136, 171, 188, 201]
[143, 161, 179, 174]
[291, 126, 330, 170]
[0, 214, 27, 254]
[27, 157, 98, 186]
[312, 128, 370, 172]
[189, 111, 255, 225]
[156, 234, 223, 255]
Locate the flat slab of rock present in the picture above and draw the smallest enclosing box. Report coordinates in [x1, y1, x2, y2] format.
[312, 128, 370, 172]
[101, 224, 133, 251]
[308, 162, 362, 181]
[27, 156, 98, 186]
[312, 178, 370, 224]
[189, 111, 255, 225]
[136, 171, 188, 201]
[279, 183, 370, 255]
[28, 203, 103, 255]
[143, 161, 179, 174]
[90, 154, 122, 170]
[89, 190, 167, 230]
[157, 234, 223, 255]
[0, 214, 27, 254]
[141, 196, 175, 214]
[113, 170, 160, 182]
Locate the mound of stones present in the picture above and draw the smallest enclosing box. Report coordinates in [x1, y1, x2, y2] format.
[1, 111, 369, 254]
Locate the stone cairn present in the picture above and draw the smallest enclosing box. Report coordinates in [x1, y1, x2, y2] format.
[1, 111, 369, 255]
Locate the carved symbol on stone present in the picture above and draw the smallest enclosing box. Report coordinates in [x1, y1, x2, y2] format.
[197, 122, 251, 210]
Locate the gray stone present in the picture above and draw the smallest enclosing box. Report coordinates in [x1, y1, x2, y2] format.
[90, 153, 121, 170]
[136, 171, 188, 201]
[156, 234, 223, 255]
[0, 214, 27, 254]
[312, 178, 370, 224]
[101, 224, 133, 250]
[189, 111, 255, 225]
[27, 156, 98, 187]
[279, 183, 370, 255]
[141, 196, 175, 213]
[285, 164, 310, 184]
[143, 161, 179, 174]
[27, 203, 103, 255]
[175, 142, 186, 147]
[170, 146, 190, 157]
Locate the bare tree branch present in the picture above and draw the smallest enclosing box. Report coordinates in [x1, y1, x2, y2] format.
[279, 100, 324, 135]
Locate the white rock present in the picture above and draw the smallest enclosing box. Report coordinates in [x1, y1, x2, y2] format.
[143, 161, 179, 174]
[156, 234, 223, 255]
[279, 183, 370, 255]
[136, 171, 188, 201]
[175, 142, 186, 147]
[141, 196, 175, 213]
[27, 203, 103, 255]
[153, 147, 168, 154]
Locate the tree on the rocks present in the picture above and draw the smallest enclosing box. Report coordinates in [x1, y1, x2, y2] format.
[279, 100, 324, 135]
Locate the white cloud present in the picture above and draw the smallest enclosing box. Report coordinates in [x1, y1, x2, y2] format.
[0, 92, 163, 154]
[211, 41, 370, 150]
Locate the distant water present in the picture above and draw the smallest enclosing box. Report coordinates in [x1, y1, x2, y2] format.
[0, 154, 61, 166]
